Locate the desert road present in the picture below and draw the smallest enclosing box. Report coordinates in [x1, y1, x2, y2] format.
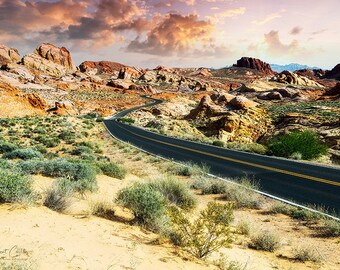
[104, 98, 340, 216]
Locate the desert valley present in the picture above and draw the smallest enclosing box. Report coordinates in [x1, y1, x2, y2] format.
[0, 41, 339, 270]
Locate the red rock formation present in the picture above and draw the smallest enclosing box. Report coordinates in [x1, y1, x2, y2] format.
[323, 64, 340, 80]
[234, 57, 274, 75]
[34, 43, 77, 73]
[79, 61, 125, 74]
[118, 67, 141, 80]
[324, 82, 340, 96]
[295, 69, 325, 79]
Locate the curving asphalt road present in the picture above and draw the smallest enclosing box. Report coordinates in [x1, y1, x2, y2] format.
[104, 97, 340, 216]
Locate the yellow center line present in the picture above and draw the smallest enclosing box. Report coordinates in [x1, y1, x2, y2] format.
[116, 123, 340, 187]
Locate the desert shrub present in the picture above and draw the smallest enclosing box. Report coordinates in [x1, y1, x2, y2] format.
[321, 219, 340, 237]
[201, 180, 228, 195]
[33, 145, 48, 154]
[43, 187, 71, 212]
[3, 149, 43, 160]
[269, 202, 293, 215]
[116, 183, 167, 230]
[0, 140, 18, 154]
[117, 117, 135, 124]
[167, 162, 209, 177]
[169, 202, 234, 258]
[71, 145, 93, 155]
[0, 158, 14, 170]
[249, 231, 281, 252]
[17, 159, 97, 193]
[0, 169, 34, 203]
[214, 254, 248, 270]
[148, 176, 196, 210]
[222, 181, 263, 209]
[96, 162, 127, 179]
[213, 140, 225, 147]
[293, 246, 322, 262]
[236, 220, 251, 235]
[268, 130, 328, 160]
[288, 208, 321, 222]
[244, 143, 267, 155]
[58, 130, 76, 141]
[35, 135, 60, 148]
[91, 200, 116, 220]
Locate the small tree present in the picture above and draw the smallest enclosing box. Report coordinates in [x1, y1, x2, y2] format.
[169, 202, 234, 258]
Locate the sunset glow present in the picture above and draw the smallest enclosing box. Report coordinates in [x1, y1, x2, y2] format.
[0, 0, 339, 68]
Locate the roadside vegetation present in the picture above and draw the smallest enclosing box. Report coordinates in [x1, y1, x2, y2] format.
[0, 114, 338, 269]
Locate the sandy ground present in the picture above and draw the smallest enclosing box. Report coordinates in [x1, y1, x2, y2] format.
[1, 173, 339, 270]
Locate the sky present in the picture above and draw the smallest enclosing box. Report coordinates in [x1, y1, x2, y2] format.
[0, 0, 339, 69]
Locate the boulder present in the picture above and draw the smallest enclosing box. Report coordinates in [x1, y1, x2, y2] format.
[274, 70, 324, 87]
[257, 91, 283, 100]
[79, 61, 125, 75]
[230, 96, 258, 110]
[0, 44, 20, 66]
[186, 95, 227, 119]
[233, 57, 274, 75]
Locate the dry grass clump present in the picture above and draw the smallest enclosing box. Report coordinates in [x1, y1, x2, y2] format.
[292, 246, 322, 263]
[249, 230, 281, 252]
[222, 179, 263, 210]
[235, 220, 251, 236]
[91, 200, 116, 220]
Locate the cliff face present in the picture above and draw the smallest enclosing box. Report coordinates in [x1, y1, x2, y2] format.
[234, 57, 274, 75]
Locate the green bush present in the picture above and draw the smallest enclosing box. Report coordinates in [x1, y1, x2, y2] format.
[0, 140, 18, 154]
[0, 169, 33, 203]
[117, 117, 135, 124]
[96, 162, 127, 179]
[249, 231, 281, 252]
[149, 176, 196, 210]
[17, 159, 97, 193]
[169, 202, 234, 258]
[268, 130, 328, 160]
[3, 149, 43, 160]
[213, 140, 225, 147]
[116, 183, 167, 230]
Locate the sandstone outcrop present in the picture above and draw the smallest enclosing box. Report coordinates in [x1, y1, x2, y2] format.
[0, 45, 20, 66]
[186, 93, 270, 143]
[234, 57, 274, 75]
[25, 93, 47, 110]
[323, 64, 340, 80]
[274, 70, 324, 87]
[22, 44, 77, 77]
[118, 67, 142, 80]
[79, 61, 125, 75]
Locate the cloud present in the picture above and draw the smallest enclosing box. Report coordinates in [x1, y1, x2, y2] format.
[127, 13, 222, 57]
[264, 30, 299, 56]
[206, 7, 246, 23]
[311, 29, 327, 35]
[252, 12, 282, 26]
[290, 26, 303, 35]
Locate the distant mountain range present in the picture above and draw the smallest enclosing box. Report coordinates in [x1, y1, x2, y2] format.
[270, 63, 321, 73]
